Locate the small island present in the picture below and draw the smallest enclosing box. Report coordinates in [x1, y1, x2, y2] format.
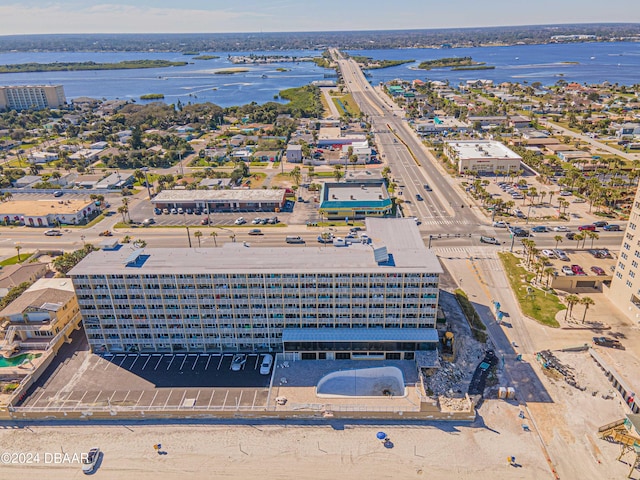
[0, 60, 188, 74]
[214, 68, 250, 75]
[275, 67, 290, 72]
[417, 57, 488, 70]
[182, 52, 200, 56]
[350, 55, 414, 69]
[140, 94, 165, 100]
[193, 55, 219, 60]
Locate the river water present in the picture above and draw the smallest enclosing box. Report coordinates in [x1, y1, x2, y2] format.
[0, 42, 637, 107]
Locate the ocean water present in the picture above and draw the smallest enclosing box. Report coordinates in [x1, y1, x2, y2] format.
[0, 42, 637, 107]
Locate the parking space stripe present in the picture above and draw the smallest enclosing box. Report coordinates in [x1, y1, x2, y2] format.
[208, 391, 215, 409]
[254, 356, 260, 369]
[134, 392, 144, 407]
[141, 356, 152, 370]
[117, 355, 128, 367]
[130, 355, 140, 368]
[252, 390, 257, 409]
[179, 356, 188, 370]
[154, 356, 163, 370]
[222, 390, 229, 409]
[194, 390, 201, 406]
[192, 356, 199, 370]
[122, 390, 131, 404]
[236, 390, 243, 408]
[167, 355, 176, 370]
[205, 355, 212, 370]
[217, 356, 224, 370]
[178, 390, 186, 407]
[163, 390, 173, 409]
[150, 390, 159, 407]
[92, 391, 103, 404]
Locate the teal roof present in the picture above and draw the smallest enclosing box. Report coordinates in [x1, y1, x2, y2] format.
[320, 199, 392, 209]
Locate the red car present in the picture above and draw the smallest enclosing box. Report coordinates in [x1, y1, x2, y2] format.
[590, 266, 606, 276]
[571, 264, 586, 275]
[578, 224, 596, 231]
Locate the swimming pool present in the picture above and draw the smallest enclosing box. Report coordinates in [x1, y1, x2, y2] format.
[316, 366, 406, 398]
[0, 353, 41, 368]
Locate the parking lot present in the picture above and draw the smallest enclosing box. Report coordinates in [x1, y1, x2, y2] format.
[21, 351, 273, 412]
[129, 199, 303, 227]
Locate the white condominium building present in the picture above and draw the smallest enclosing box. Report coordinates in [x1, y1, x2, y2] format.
[444, 140, 522, 174]
[0, 85, 66, 111]
[607, 185, 640, 321]
[69, 218, 442, 360]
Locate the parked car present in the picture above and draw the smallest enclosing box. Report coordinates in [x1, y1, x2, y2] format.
[480, 236, 500, 244]
[231, 354, 247, 371]
[572, 198, 587, 203]
[177, 207, 184, 214]
[252, 218, 262, 224]
[260, 354, 273, 375]
[234, 217, 246, 225]
[593, 221, 608, 228]
[267, 217, 279, 224]
[531, 226, 547, 233]
[561, 266, 575, 275]
[578, 224, 596, 231]
[593, 337, 625, 350]
[541, 249, 556, 258]
[559, 190, 572, 196]
[154, 207, 162, 215]
[603, 224, 620, 231]
[44, 229, 62, 236]
[185, 208, 193, 214]
[194, 209, 201, 215]
[571, 264, 586, 275]
[493, 221, 508, 228]
[248, 229, 263, 236]
[200, 218, 209, 225]
[170, 208, 177, 214]
[554, 249, 570, 261]
[142, 218, 155, 226]
[82, 448, 100, 474]
[553, 226, 570, 232]
[163, 208, 169, 214]
[590, 266, 606, 275]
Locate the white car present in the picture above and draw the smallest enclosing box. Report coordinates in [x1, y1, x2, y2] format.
[553, 226, 569, 232]
[234, 217, 246, 225]
[260, 354, 273, 375]
[231, 354, 246, 371]
[82, 447, 100, 474]
[252, 218, 262, 224]
[44, 229, 62, 236]
[333, 237, 347, 247]
[561, 266, 575, 275]
[541, 249, 556, 259]
[492, 221, 508, 228]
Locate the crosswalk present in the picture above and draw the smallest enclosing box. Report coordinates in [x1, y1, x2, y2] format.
[419, 218, 472, 226]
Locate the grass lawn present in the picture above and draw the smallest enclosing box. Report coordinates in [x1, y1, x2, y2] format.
[332, 93, 360, 117]
[1, 253, 35, 266]
[498, 252, 562, 328]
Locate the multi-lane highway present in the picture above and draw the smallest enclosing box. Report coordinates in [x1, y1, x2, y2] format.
[332, 50, 479, 232]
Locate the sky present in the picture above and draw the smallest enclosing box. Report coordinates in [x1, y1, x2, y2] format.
[1, 0, 639, 35]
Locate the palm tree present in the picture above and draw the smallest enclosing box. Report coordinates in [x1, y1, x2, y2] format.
[210, 231, 218, 247]
[15, 244, 22, 262]
[554, 235, 563, 248]
[333, 164, 344, 182]
[574, 232, 585, 249]
[565, 294, 580, 320]
[544, 267, 555, 287]
[229, 234, 236, 243]
[580, 297, 595, 324]
[289, 166, 302, 186]
[194, 230, 202, 247]
[117, 205, 128, 223]
[587, 231, 599, 248]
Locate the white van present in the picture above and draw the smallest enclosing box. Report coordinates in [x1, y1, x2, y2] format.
[285, 236, 305, 244]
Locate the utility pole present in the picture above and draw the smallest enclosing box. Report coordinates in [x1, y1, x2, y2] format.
[142, 167, 152, 199]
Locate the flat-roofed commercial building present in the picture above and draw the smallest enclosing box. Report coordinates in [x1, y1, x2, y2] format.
[69, 218, 442, 360]
[444, 140, 522, 174]
[151, 189, 286, 212]
[0, 198, 98, 227]
[0, 85, 66, 111]
[319, 181, 392, 220]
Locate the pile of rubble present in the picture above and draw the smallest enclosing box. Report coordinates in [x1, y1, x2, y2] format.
[537, 350, 585, 391]
[438, 394, 473, 413]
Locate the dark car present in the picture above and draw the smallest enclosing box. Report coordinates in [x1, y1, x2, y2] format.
[566, 232, 577, 240]
[53, 190, 64, 197]
[593, 336, 625, 350]
[423, 184, 432, 191]
[415, 194, 423, 201]
[531, 226, 547, 233]
[248, 229, 263, 236]
[317, 235, 334, 244]
[593, 220, 608, 228]
[154, 207, 162, 215]
[591, 266, 606, 275]
[200, 218, 209, 225]
[185, 208, 193, 214]
[603, 224, 620, 231]
[514, 229, 530, 237]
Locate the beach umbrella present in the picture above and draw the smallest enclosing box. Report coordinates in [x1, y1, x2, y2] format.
[376, 432, 387, 440]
